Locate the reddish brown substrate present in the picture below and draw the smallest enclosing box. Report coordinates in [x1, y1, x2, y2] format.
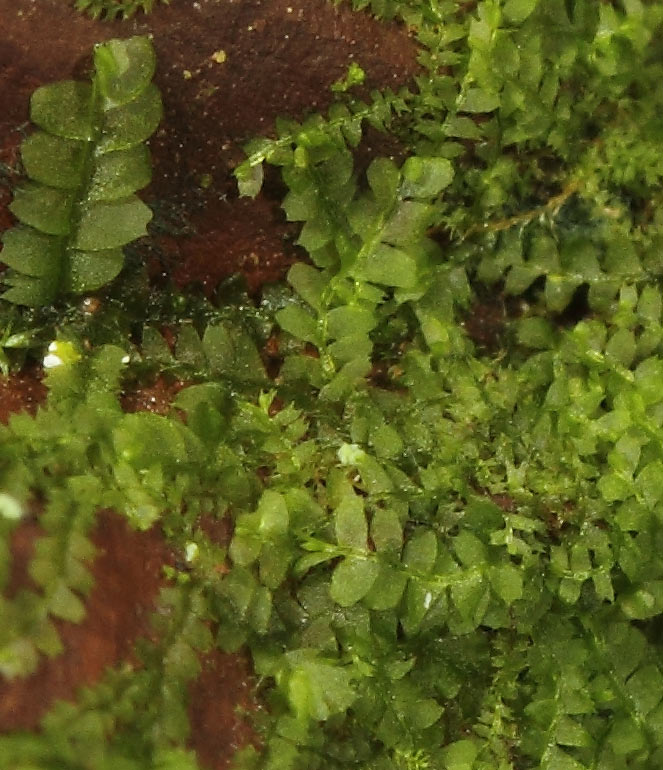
[120, 373, 187, 414]
[0, 369, 46, 424]
[188, 649, 258, 770]
[0, 510, 173, 731]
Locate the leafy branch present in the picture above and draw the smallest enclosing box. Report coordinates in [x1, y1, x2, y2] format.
[1, 37, 161, 306]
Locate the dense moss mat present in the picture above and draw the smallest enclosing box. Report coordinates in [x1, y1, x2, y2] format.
[3, 1, 663, 768]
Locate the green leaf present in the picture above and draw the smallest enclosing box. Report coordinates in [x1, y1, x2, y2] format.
[411, 698, 444, 729]
[403, 529, 437, 574]
[381, 200, 432, 245]
[260, 544, 291, 591]
[545, 275, 580, 313]
[1, 274, 54, 306]
[48, 582, 86, 623]
[443, 739, 478, 770]
[451, 573, 488, 626]
[443, 115, 483, 139]
[371, 424, 403, 459]
[297, 217, 334, 252]
[74, 197, 152, 250]
[371, 507, 403, 553]
[87, 145, 152, 201]
[326, 305, 376, 339]
[318, 356, 371, 401]
[620, 583, 663, 620]
[30, 81, 94, 140]
[454, 531, 486, 567]
[504, 0, 538, 24]
[625, 664, 663, 716]
[598, 472, 632, 503]
[286, 657, 356, 721]
[113, 411, 188, 471]
[556, 716, 593, 748]
[401, 156, 454, 198]
[608, 717, 645, 755]
[330, 556, 379, 606]
[517, 317, 555, 349]
[334, 493, 367, 550]
[98, 83, 163, 153]
[20, 132, 86, 189]
[367, 157, 400, 206]
[328, 333, 372, 363]
[363, 563, 407, 610]
[258, 490, 289, 537]
[202, 324, 234, 373]
[287, 262, 327, 312]
[541, 746, 585, 770]
[605, 328, 636, 368]
[489, 563, 523, 604]
[175, 323, 206, 368]
[236, 161, 264, 198]
[635, 461, 663, 509]
[356, 243, 418, 288]
[66, 248, 125, 292]
[94, 36, 157, 108]
[0, 227, 61, 277]
[10, 184, 74, 236]
[459, 88, 500, 113]
[276, 305, 318, 343]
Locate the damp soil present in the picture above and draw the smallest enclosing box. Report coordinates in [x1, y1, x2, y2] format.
[0, 0, 419, 767]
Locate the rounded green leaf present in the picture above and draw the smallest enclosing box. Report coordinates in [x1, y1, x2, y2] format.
[9, 184, 74, 236]
[66, 248, 124, 292]
[459, 88, 500, 113]
[1, 274, 54, 306]
[74, 197, 152, 250]
[202, 324, 234, 374]
[95, 36, 157, 109]
[1, 226, 61, 277]
[88, 145, 152, 201]
[98, 84, 163, 153]
[402, 156, 454, 199]
[334, 493, 367, 550]
[363, 563, 407, 610]
[504, 0, 538, 23]
[357, 243, 417, 288]
[489, 563, 523, 605]
[258, 490, 290, 537]
[30, 81, 94, 140]
[276, 305, 318, 343]
[330, 556, 379, 607]
[370, 506, 403, 552]
[367, 157, 400, 206]
[327, 305, 376, 339]
[48, 582, 86, 623]
[411, 698, 444, 729]
[287, 262, 326, 312]
[403, 529, 438, 574]
[21, 132, 87, 189]
[235, 161, 264, 198]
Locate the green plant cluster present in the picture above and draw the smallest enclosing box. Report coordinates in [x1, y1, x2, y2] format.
[2, 1, 663, 769]
[1, 37, 161, 307]
[72, 0, 169, 21]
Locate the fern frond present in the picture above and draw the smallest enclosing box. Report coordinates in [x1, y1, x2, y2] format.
[0, 37, 162, 306]
[74, 0, 169, 21]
